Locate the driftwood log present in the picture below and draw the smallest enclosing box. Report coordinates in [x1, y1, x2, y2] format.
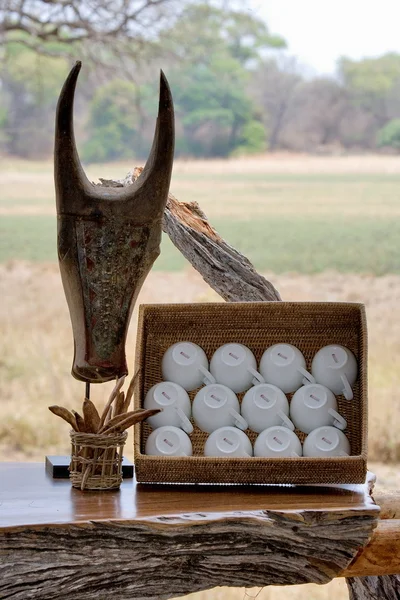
[2, 463, 400, 600]
[163, 193, 281, 302]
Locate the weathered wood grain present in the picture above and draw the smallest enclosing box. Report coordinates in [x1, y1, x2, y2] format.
[373, 489, 400, 520]
[0, 512, 378, 600]
[163, 194, 281, 302]
[348, 484, 400, 598]
[343, 520, 400, 577]
[116, 168, 281, 302]
[346, 574, 400, 600]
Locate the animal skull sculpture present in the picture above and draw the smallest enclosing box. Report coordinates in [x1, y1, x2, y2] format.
[55, 62, 175, 384]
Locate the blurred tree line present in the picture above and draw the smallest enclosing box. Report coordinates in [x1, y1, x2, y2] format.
[2, 1, 400, 161]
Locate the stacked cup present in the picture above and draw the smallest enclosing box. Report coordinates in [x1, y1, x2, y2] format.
[144, 340, 357, 460]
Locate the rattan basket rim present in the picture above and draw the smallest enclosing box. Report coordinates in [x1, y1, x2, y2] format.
[138, 301, 367, 317]
[139, 301, 366, 306]
[134, 453, 367, 461]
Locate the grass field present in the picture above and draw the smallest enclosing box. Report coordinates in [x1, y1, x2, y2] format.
[1, 155, 400, 600]
[1, 156, 400, 273]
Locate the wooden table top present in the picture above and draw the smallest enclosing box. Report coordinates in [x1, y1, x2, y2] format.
[0, 462, 378, 530]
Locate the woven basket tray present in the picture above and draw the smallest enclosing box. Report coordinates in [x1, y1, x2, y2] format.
[133, 302, 367, 484]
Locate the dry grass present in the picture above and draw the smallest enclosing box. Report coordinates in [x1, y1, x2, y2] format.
[175, 581, 350, 600]
[3, 154, 400, 218]
[3, 152, 400, 174]
[1, 262, 400, 466]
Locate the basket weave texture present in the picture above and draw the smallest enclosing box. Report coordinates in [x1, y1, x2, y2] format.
[70, 430, 127, 491]
[134, 302, 368, 485]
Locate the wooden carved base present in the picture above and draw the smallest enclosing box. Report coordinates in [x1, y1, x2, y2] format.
[0, 464, 383, 600]
[1, 514, 378, 600]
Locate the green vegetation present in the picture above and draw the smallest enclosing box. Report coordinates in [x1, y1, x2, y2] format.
[0, 216, 56, 262]
[378, 118, 400, 149]
[2, 169, 400, 275]
[82, 80, 142, 163]
[160, 4, 278, 158]
[0, 46, 69, 157]
[0, 3, 282, 161]
[2, 214, 398, 275]
[3, 2, 400, 160]
[215, 216, 400, 275]
[340, 53, 400, 119]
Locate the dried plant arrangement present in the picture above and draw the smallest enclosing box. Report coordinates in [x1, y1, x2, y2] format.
[49, 371, 160, 491]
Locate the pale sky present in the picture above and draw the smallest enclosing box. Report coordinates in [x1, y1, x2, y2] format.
[250, 0, 400, 75]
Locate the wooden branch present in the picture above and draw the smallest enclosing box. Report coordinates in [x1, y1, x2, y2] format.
[343, 520, 400, 577]
[373, 489, 400, 520]
[0, 514, 380, 600]
[346, 574, 400, 600]
[123, 168, 282, 302]
[163, 194, 282, 301]
[1, 0, 175, 45]
[346, 488, 400, 597]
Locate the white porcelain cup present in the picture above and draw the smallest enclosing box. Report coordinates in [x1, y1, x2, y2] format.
[192, 384, 248, 433]
[311, 345, 357, 400]
[303, 426, 351, 457]
[144, 381, 193, 434]
[210, 343, 263, 393]
[204, 427, 253, 457]
[162, 342, 214, 391]
[259, 343, 315, 394]
[254, 426, 302, 458]
[241, 384, 294, 433]
[145, 426, 193, 457]
[290, 384, 347, 434]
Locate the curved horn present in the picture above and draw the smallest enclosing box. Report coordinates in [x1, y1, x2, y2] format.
[123, 70, 175, 218]
[54, 61, 92, 214]
[55, 64, 175, 219]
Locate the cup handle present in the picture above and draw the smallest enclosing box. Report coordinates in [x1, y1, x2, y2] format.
[340, 374, 353, 400]
[328, 408, 347, 431]
[177, 451, 189, 456]
[278, 410, 295, 431]
[175, 406, 194, 434]
[291, 451, 301, 457]
[297, 366, 315, 385]
[228, 408, 248, 431]
[247, 366, 265, 385]
[338, 450, 349, 457]
[198, 365, 216, 385]
[242, 451, 252, 458]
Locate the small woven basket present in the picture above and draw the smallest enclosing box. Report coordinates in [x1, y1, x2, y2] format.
[69, 430, 128, 491]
